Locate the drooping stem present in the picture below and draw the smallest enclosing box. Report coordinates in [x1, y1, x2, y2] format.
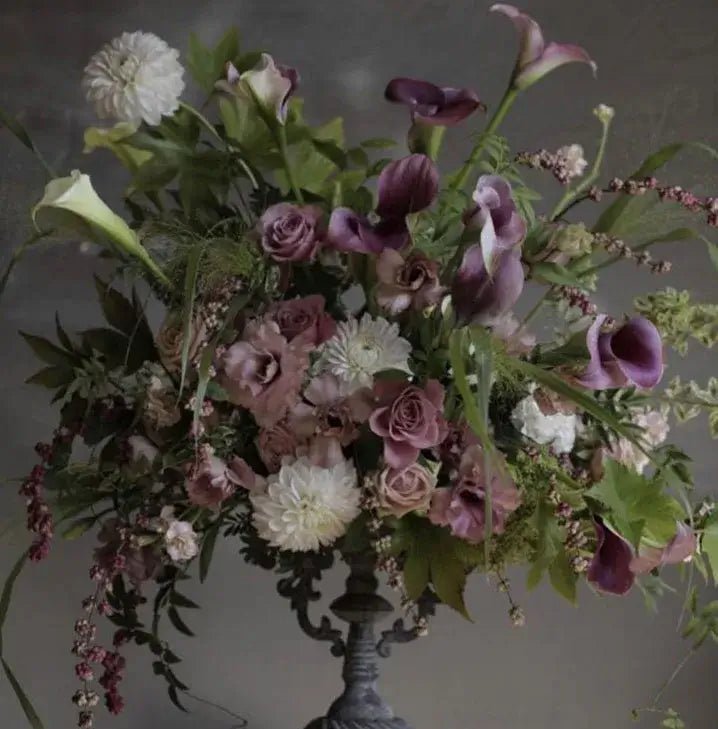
[449, 87, 519, 193]
[550, 111, 613, 221]
[278, 125, 305, 204]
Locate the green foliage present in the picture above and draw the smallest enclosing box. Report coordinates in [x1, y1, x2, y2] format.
[701, 515, 718, 585]
[635, 288, 718, 356]
[392, 515, 482, 619]
[586, 460, 680, 548]
[664, 376, 718, 437]
[187, 28, 240, 93]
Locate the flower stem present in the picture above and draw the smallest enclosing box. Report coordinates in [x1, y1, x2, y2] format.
[277, 126, 304, 204]
[449, 87, 519, 193]
[520, 288, 552, 327]
[550, 112, 613, 221]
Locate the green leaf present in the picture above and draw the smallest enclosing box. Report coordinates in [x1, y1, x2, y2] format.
[360, 137, 397, 149]
[170, 592, 200, 609]
[199, 519, 222, 583]
[532, 261, 589, 289]
[701, 517, 718, 585]
[403, 550, 430, 601]
[167, 607, 195, 637]
[585, 459, 679, 548]
[218, 96, 275, 159]
[527, 500, 563, 589]
[0, 551, 27, 653]
[548, 551, 578, 604]
[25, 365, 75, 389]
[54, 313, 74, 352]
[81, 327, 129, 369]
[0, 105, 53, 178]
[1, 658, 45, 729]
[61, 516, 97, 540]
[93, 277, 139, 336]
[179, 243, 208, 395]
[594, 142, 718, 235]
[167, 684, 189, 713]
[19, 331, 76, 367]
[187, 28, 239, 93]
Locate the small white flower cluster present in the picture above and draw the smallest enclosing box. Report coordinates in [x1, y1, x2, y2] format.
[511, 391, 578, 454]
[556, 144, 588, 181]
[156, 506, 199, 562]
[607, 406, 670, 474]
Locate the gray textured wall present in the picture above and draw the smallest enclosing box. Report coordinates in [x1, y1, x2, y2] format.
[1, 1, 717, 728]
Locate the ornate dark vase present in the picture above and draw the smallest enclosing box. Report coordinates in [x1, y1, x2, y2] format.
[279, 552, 424, 729]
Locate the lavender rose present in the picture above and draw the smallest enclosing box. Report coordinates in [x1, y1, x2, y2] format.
[259, 202, 323, 262]
[429, 445, 521, 543]
[266, 295, 336, 347]
[377, 462, 437, 517]
[219, 320, 309, 427]
[375, 249, 446, 314]
[369, 379, 448, 468]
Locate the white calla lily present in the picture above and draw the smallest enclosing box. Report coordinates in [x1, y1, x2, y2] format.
[33, 170, 169, 287]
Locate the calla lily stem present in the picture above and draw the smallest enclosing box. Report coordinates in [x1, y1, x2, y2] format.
[450, 87, 519, 193]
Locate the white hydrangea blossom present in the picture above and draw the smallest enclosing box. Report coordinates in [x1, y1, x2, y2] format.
[83, 31, 185, 125]
[251, 457, 360, 552]
[511, 393, 578, 454]
[557, 144, 588, 180]
[318, 313, 412, 392]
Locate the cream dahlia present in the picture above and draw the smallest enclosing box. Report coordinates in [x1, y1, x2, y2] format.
[83, 31, 185, 125]
[318, 313, 412, 392]
[250, 457, 360, 552]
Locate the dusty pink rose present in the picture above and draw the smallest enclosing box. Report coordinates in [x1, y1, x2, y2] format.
[291, 374, 373, 446]
[256, 419, 302, 473]
[186, 453, 248, 507]
[369, 379, 448, 468]
[377, 462, 436, 517]
[375, 249, 446, 314]
[429, 445, 521, 543]
[156, 312, 207, 373]
[219, 320, 309, 427]
[266, 295, 336, 347]
[259, 202, 323, 262]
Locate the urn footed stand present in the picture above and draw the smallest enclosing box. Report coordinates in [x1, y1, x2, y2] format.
[278, 552, 427, 729]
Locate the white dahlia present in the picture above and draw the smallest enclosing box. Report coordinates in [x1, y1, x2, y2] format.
[83, 31, 185, 126]
[250, 457, 360, 552]
[318, 313, 412, 392]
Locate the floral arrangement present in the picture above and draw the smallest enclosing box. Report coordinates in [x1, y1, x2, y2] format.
[2, 5, 718, 729]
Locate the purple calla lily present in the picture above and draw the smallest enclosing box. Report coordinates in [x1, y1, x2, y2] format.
[452, 245, 524, 325]
[464, 174, 526, 272]
[579, 315, 664, 391]
[630, 522, 697, 575]
[385, 77, 485, 126]
[490, 4, 596, 90]
[328, 154, 438, 254]
[587, 518, 635, 596]
[376, 154, 439, 218]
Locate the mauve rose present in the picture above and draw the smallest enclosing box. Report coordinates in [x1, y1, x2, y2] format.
[291, 374, 373, 447]
[429, 445, 521, 543]
[266, 295, 336, 347]
[377, 462, 436, 517]
[259, 202, 323, 262]
[156, 312, 207, 373]
[369, 379, 448, 468]
[256, 419, 302, 473]
[185, 453, 243, 507]
[375, 249, 446, 314]
[219, 320, 309, 427]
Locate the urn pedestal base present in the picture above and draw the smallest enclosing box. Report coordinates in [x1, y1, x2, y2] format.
[298, 554, 415, 729]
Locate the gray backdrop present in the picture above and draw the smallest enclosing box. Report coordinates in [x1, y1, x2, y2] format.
[1, 1, 717, 728]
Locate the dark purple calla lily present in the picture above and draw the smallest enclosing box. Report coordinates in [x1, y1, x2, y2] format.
[452, 245, 524, 325]
[490, 4, 596, 90]
[384, 77, 485, 126]
[587, 518, 635, 596]
[376, 154, 439, 218]
[579, 315, 664, 391]
[630, 522, 697, 575]
[464, 174, 526, 272]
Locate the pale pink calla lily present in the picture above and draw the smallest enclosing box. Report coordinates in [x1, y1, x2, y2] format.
[490, 4, 596, 90]
[630, 522, 697, 575]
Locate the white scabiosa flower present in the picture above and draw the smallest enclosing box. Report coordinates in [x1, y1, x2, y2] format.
[318, 313, 412, 392]
[511, 393, 578, 454]
[164, 520, 199, 562]
[83, 31, 185, 125]
[251, 457, 360, 552]
[556, 144, 588, 180]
